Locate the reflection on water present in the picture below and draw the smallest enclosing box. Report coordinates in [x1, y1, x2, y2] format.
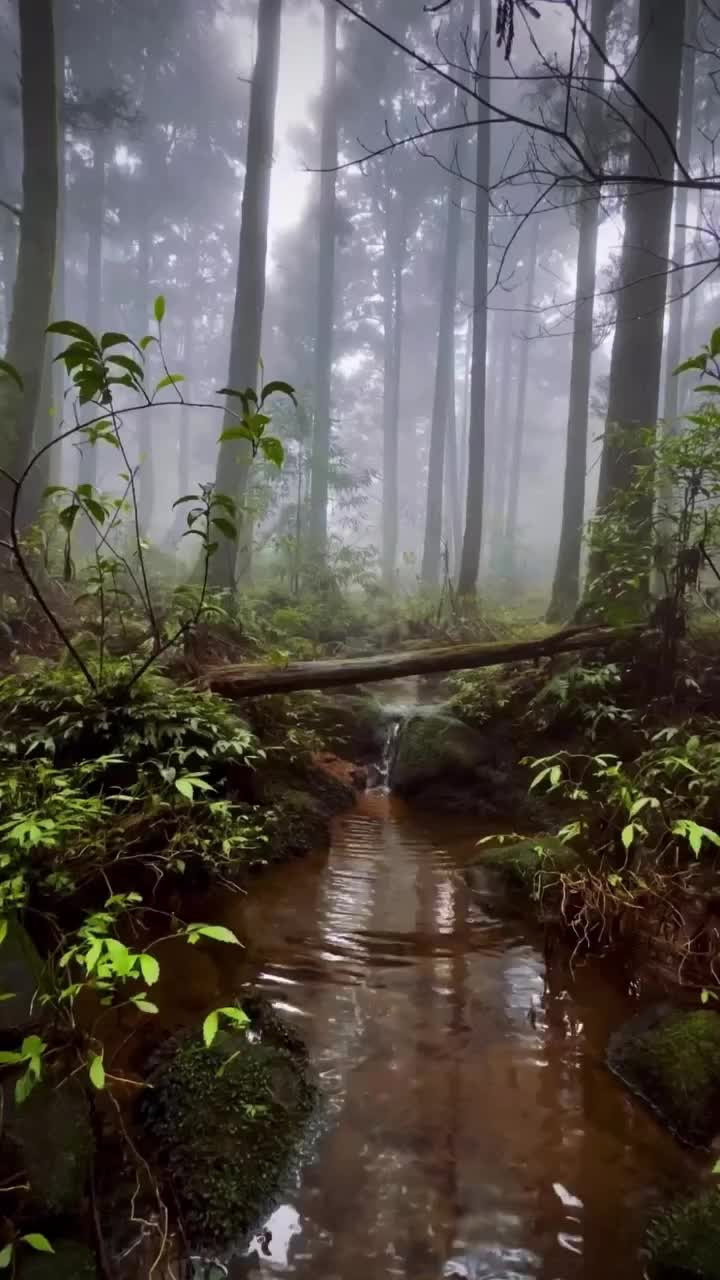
[202, 790, 698, 1279]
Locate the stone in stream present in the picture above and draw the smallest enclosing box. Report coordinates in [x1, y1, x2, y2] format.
[390, 710, 493, 794]
[646, 1188, 720, 1280]
[607, 1006, 720, 1147]
[306, 689, 388, 761]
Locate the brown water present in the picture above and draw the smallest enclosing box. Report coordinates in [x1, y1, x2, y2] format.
[198, 788, 701, 1280]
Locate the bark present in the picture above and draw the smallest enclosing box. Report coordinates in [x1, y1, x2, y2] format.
[77, 130, 109, 495]
[1, 0, 58, 491]
[135, 221, 154, 533]
[204, 623, 642, 698]
[457, 0, 492, 596]
[547, 0, 612, 623]
[662, 0, 698, 429]
[445, 329, 462, 570]
[488, 310, 515, 573]
[421, 116, 463, 586]
[381, 183, 406, 584]
[210, 0, 282, 591]
[308, 0, 338, 557]
[503, 215, 540, 578]
[593, 0, 686, 529]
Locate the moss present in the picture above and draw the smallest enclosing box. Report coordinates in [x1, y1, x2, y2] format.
[17, 1240, 96, 1279]
[608, 1009, 720, 1146]
[142, 1026, 316, 1248]
[647, 1188, 720, 1279]
[476, 837, 580, 891]
[2, 1077, 93, 1214]
[268, 788, 331, 859]
[307, 692, 386, 760]
[391, 712, 490, 794]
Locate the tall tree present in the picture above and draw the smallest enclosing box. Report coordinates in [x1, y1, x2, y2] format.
[309, 0, 338, 557]
[1, 0, 58, 491]
[421, 101, 464, 587]
[547, 0, 612, 622]
[380, 173, 407, 585]
[593, 0, 686, 535]
[457, 0, 492, 596]
[502, 214, 539, 581]
[210, 0, 282, 590]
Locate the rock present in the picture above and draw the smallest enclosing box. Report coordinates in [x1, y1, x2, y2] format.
[646, 1188, 720, 1279]
[308, 691, 387, 761]
[2, 1077, 93, 1213]
[607, 1008, 720, 1146]
[0, 920, 47, 1033]
[17, 1240, 96, 1279]
[142, 1014, 316, 1249]
[391, 711, 493, 795]
[467, 837, 580, 893]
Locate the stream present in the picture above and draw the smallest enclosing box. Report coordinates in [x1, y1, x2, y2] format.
[192, 738, 701, 1280]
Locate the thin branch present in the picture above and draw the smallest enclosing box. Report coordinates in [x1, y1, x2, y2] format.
[0, 197, 21, 220]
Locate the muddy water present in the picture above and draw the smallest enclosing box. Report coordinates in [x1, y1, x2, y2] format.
[203, 789, 701, 1280]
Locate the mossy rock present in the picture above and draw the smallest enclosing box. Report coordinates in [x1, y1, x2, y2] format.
[308, 692, 387, 760]
[17, 1240, 96, 1279]
[391, 712, 492, 795]
[607, 1008, 720, 1146]
[647, 1188, 720, 1279]
[268, 788, 331, 859]
[142, 1025, 316, 1248]
[2, 1077, 93, 1213]
[469, 837, 580, 893]
[0, 920, 47, 1033]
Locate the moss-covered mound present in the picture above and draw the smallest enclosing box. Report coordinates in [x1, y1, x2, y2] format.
[142, 1022, 316, 1249]
[391, 711, 491, 795]
[607, 1008, 720, 1146]
[307, 691, 387, 761]
[647, 1188, 720, 1279]
[469, 837, 580, 892]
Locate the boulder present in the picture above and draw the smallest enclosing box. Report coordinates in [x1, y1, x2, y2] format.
[142, 1013, 316, 1249]
[646, 1188, 720, 1279]
[607, 1008, 720, 1146]
[18, 1240, 96, 1279]
[0, 920, 47, 1034]
[467, 837, 579, 893]
[2, 1077, 93, 1213]
[308, 691, 387, 761]
[391, 711, 493, 795]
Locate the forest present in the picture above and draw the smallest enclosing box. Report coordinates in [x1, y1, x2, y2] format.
[2, 0, 720, 1277]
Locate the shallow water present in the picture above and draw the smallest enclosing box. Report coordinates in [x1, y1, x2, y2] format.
[203, 789, 701, 1280]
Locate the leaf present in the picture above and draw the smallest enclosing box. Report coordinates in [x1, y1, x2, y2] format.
[191, 924, 241, 946]
[219, 425, 254, 444]
[693, 384, 720, 395]
[132, 998, 159, 1014]
[107, 354, 144, 381]
[172, 494, 198, 507]
[702, 990, 710, 1005]
[0, 1244, 13, 1268]
[219, 1006, 249, 1026]
[711, 327, 720, 357]
[621, 824, 635, 850]
[47, 320, 97, 344]
[21, 1235, 54, 1254]
[673, 356, 707, 375]
[260, 379, 296, 404]
[139, 335, 157, 351]
[100, 331, 132, 352]
[174, 777, 194, 800]
[0, 1051, 24, 1064]
[211, 517, 237, 540]
[154, 373, 185, 393]
[260, 436, 284, 468]
[154, 295, 166, 323]
[139, 953, 160, 986]
[89, 1052, 105, 1090]
[0, 357, 23, 390]
[0, 919, 7, 947]
[549, 765, 562, 786]
[58, 504, 79, 532]
[203, 1010, 219, 1048]
[14, 1071, 33, 1104]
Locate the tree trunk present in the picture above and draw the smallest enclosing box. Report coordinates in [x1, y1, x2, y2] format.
[135, 221, 155, 533]
[593, 0, 686, 533]
[662, 0, 698, 429]
[547, 0, 612, 622]
[457, 0, 492, 596]
[1, 0, 58, 493]
[445, 329, 462, 571]
[488, 309, 515, 575]
[309, 0, 338, 557]
[381, 184, 406, 585]
[204, 623, 642, 698]
[503, 215, 540, 579]
[210, 0, 282, 591]
[77, 130, 109, 495]
[421, 115, 463, 586]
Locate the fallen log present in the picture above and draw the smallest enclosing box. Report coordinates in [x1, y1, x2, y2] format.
[202, 623, 645, 699]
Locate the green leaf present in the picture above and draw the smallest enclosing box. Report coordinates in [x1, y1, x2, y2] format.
[89, 1052, 105, 1090]
[0, 1244, 13, 1268]
[260, 436, 284, 468]
[0, 357, 23, 390]
[0, 919, 7, 947]
[702, 990, 710, 1005]
[713, 1159, 720, 1174]
[14, 1071, 34, 1103]
[172, 494, 198, 507]
[673, 356, 707, 375]
[191, 924, 241, 946]
[132, 998, 159, 1014]
[58, 504, 79, 532]
[47, 320, 97, 345]
[203, 1010, 219, 1048]
[139, 954, 160, 986]
[21, 1235, 54, 1254]
[107, 354, 144, 381]
[693, 384, 720, 395]
[153, 295, 166, 323]
[711, 327, 720, 357]
[219, 1006, 249, 1026]
[100, 331, 132, 352]
[0, 1051, 24, 1064]
[154, 373, 185, 393]
[621, 824, 635, 850]
[218, 425, 254, 444]
[174, 777, 194, 801]
[211, 516, 237, 540]
[139, 334, 157, 351]
[260, 379, 296, 404]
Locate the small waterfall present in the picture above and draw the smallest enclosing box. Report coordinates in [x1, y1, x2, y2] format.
[374, 716, 402, 790]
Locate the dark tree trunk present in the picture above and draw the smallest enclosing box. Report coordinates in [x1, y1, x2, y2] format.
[1, 0, 58, 493]
[421, 117, 463, 586]
[503, 215, 540, 579]
[488, 309, 515, 575]
[457, 0, 492, 596]
[381, 184, 406, 585]
[309, 0, 338, 557]
[210, 0, 282, 591]
[77, 130, 109, 495]
[135, 221, 155, 533]
[593, 0, 686, 533]
[547, 0, 612, 622]
[662, 0, 698, 429]
[445, 329, 462, 571]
